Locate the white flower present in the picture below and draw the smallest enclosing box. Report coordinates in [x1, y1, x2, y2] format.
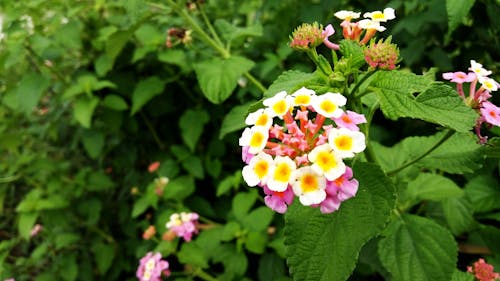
[267, 156, 297, 192]
[311, 92, 346, 118]
[479, 76, 498, 92]
[334, 10, 361, 20]
[292, 167, 327, 206]
[308, 144, 346, 181]
[242, 152, 274, 186]
[245, 108, 273, 129]
[469, 60, 492, 77]
[263, 91, 291, 118]
[239, 126, 269, 154]
[358, 19, 386, 32]
[363, 8, 396, 22]
[287, 87, 316, 106]
[328, 127, 366, 158]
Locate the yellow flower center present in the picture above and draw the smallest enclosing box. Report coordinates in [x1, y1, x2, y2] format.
[255, 114, 269, 126]
[372, 12, 385, 20]
[295, 95, 310, 105]
[300, 174, 319, 193]
[335, 135, 353, 151]
[250, 132, 265, 148]
[272, 100, 288, 115]
[484, 81, 494, 90]
[274, 163, 291, 182]
[316, 151, 337, 171]
[320, 100, 336, 113]
[254, 160, 269, 179]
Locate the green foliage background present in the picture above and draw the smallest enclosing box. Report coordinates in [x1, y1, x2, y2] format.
[0, 0, 499, 280]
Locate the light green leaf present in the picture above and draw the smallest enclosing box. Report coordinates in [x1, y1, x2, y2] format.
[81, 130, 105, 159]
[371, 72, 477, 132]
[442, 197, 477, 235]
[451, 270, 474, 281]
[215, 19, 263, 42]
[339, 39, 365, 69]
[446, 0, 476, 36]
[245, 231, 268, 254]
[158, 49, 190, 72]
[216, 171, 242, 197]
[378, 214, 457, 281]
[131, 76, 165, 114]
[91, 242, 115, 274]
[163, 175, 195, 201]
[178, 242, 209, 268]
[285, 162, 395, 281]
[74, 96, 100, 128]
[219, 102, 254, 139]
[485, 137, 500, 158]
[55, 233, 81, 249]
[15, 73, 50, 115]
[264, 70, 317, 99]
[465, 175, 500, 213]
[232, 189, 258, 222]
[181, 155, 204, 179]
[194, 56, 254, 104]
[58, 254, 78, 281]
[405, 173, 463, 202]
[18, 212, 38, 240]
[242, 206, 274, 232]
[102, 95, 128, 110]
[179, 109, 210, 151]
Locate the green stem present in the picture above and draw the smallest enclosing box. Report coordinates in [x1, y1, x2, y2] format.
[307, 48, 331, 76]
[350, 69, 378, 98]
[387, 130, 456, 176]
[0, 175, 21, 183]
[197, 3, 224, 47]
[244, 72, 267, 93]
[140, 112, 165, 150]
[194, 268, 219, 281]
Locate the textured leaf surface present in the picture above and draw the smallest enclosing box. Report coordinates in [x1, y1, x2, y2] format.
[405, 173, 463, 201]
[446, 0, 476, 35]
[264, 70, 318, 98]
[194, 56, 254, 104]
[465, 175, 500, 213]
[442, 197, 476, 235]
[339, 39, 365, 68]
[378, 214, 457, 281]
[284, 162, 395, 281]
[371, 71, 477, 132]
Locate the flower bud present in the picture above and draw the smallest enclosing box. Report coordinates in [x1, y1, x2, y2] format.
[289, 22, 325, 51]
[142, 225, 156, 240]
[363, 36, 399, 70]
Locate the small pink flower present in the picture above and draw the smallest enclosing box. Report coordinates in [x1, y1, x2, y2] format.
[263, 185, 294, 214]
[4, 278, 15, 281]
[30, 224, 43, 238]
[467, 258, 500, 281]
[136, 252, 170, 281]
[148, 161, 160, 173]
[165, 212, 199, 242]
[442, 71, 476, 84]
[330, 167, 359, 201]
[242, 146, 253, 164]
[322, 24, 340, 50]
[481, 102, 500, 127]
[333, 110, 367, 131]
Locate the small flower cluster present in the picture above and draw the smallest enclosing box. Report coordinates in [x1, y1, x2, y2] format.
[442, 60, 499, 143]
[165, 27, 192, 48]
[467, 258, 500, 281]
[239, 87, 366, 214]
[165, 212, 199, 241]
[136, 252, 170, 281]
[289, 22, 326, 51]
[363, 36, 399, 70]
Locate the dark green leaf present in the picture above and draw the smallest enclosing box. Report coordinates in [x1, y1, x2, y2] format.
[451, 270, 474, 281]
[179, 109, 210, 151]
[245, 231, 268, 254]
[340, 39, 366, 69]
[264, 70, 317, 99]
[442, 197, 477, 235]
[15, 73, 50, 114]
[131, 76, 165, 114]
[405, 173, 463, 202]
[163, 175, 195, 201]
[378, 214, 457, 281]
[182, 155, 204, 179]
[446, 0, 476, 36]
[91, 242, 115, 274]
[219, 102, 254, 139]
[232, 189, 258, 222]
[102, 95, 129, 110]
[465, 175, 500, 213]
[285, 162, 395, 281]
[178, 242, 209, 268]
[81, 130, 105, 159]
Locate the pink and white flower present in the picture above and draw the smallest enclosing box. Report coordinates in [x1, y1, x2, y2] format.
[136, 252, 170, 281]
[165, 212, 199, 241]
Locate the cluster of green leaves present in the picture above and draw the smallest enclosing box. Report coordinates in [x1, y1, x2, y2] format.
[0, 0, 499, 281]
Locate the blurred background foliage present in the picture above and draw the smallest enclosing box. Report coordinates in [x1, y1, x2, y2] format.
[0, 0, 498, 280]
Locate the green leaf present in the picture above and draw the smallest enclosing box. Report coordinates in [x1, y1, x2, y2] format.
[87, 171, 115, 191]
[285, 162, 395, 281]
[194, 56, 254, 104]
[484, 137, 500, 158]
[74, 96, 100, 128]
[58, 254, 78, 281]
[18, 212, 38, 240]
[442, 197, 477, 235]
[264, 70, 317, 99]
[215, 19, 263, 42]
[405, 173, 463, 202]
[219, 102, 254, 139]
[378, 214, 457, 281]
[465, 175, 500, 213]
[179, 109, 210, 151]
[91, 242, 115, 274]
[258, 253, 287, 281]
[242, 206, 274, 232]
[232, 189, 258, 222]
[446, 0, 476, 36]
[181, 155, 204, 179]
[451, 270, 474, 281]
[339, 39, 365, 69]
[178, 242, 209, 268]
[158, 49, 190, 73]
[81, 130, 105, 159]
[163, 175, 195, 201]
[15, 73, 50, 114]
[245, 231, 268, 254]
[55, 233, 81, 249]
[217, 171, 242, 197]
[212, 244, 248, 279]
[102, 95, 129, 110]
[371, 72, 477, 132]
[131, 76, 165, 114]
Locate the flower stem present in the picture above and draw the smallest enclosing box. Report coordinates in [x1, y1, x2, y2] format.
[351, 69, 378, 98]
[197, 3, 224, 47]
[194, 268, 219, 281]
[244, 72, 267, 93]
[386, 130, 456, 176]
[140, 112, 165, 150]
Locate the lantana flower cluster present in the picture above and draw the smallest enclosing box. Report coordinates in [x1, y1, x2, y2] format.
[165, 212, 199, 241]
[467, 258, 500, 281]
[136, 252, 170, 281]
[442, 60, 499, 143]
[239, 87, 367, 214]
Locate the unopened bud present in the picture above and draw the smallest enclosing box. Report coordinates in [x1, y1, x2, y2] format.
[289, 22, 325, 51]
[363, 36, 399, 70]
[142, 225, 156, 240]
[162, 230, 177, 241]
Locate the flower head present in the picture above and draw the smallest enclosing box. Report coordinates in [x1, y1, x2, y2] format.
[239, 126, 269, 154]
[363, 37, 399, 70]
[308, 144, 346, 181]
[467, 258, 500, 281]
[245, 108, 273, 128]
[363, 8, 396, 22]
[469, 60, 492, 78]
[312, 92, 347, 118]
[136, 252, 170, 281]
[142, 225, 156, 240]
[289, 22, 326, 51]
[165, 212, 199, 241]
[334, 10, 361, 20]
[328, 127, 366, 158]
[442, 71, 476, 84]
[479, 76, 498, 92]
[292, 166, 327, 206]
[481, 102, 500, 127]
[267, 156, 297, 192]
[263, 91, 292, 118]
[148, 161, 160, 173]
[242, 152, 274, 186]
